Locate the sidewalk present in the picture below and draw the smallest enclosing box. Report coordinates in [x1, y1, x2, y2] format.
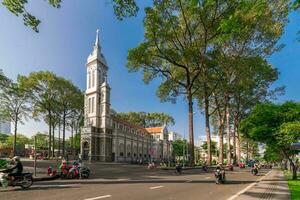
[234, 169, 290, 200]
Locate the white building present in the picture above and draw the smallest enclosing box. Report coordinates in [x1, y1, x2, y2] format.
[168, 131, 182, 141]
[0, 121, 11, 134]
[80, 30, 172, 162]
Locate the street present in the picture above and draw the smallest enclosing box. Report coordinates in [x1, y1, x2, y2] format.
[0, 161, 271, 200]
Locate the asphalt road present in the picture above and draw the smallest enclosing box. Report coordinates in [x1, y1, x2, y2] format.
[0, 162, 270, 200]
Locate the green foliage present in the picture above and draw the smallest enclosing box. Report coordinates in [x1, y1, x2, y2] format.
[172, 139, 188, 157]
[33, 133, 48, 150]
[263, 145, 283, 163]
[240, 101, 300, 178]
[115, 111, 175, 127]
[285, 171, 300, 200]
[0, 133, 9, 143]
[202, 141, 217, 156]
[112, 0, 139, 20]
[0, 159, 8, 169]
[2, 0, 61, 32]
[6, 134, 31, 147]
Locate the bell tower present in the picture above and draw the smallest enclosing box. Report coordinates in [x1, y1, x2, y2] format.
[80, 29, 113, 162]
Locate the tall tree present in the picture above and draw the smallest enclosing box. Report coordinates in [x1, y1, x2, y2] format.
[240, 102, 300, 179]
[56, 77, 83, 156]
[127, 0, 245, 166]
[0, 79, 31, 156]
[19, 71, 59, 157]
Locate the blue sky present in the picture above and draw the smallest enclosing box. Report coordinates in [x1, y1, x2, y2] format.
[0, 1, 299, 143]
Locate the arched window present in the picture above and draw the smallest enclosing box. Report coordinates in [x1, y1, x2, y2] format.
[92, 70, 95, 87]
[88, 71, 91, 88]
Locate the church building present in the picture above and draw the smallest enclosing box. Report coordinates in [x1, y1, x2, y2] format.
[80, 30, 172, 162]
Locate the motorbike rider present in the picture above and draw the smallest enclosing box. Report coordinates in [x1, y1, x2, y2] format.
[7, 156, 23, 184]
[215, 163, 225, 179]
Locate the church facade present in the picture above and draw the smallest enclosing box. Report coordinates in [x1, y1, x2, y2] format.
[80, 30, 172, 162]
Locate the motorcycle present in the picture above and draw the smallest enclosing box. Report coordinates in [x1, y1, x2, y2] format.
[67, 161, 90, 179]
[251, 167, 258, 176]
[0, 169, 33, 189]
[214, 169, 225, 184]
[202, 165, 208, 172]
[175, 164, 182, 174]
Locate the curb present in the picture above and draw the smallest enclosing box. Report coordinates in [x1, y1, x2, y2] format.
[33, 175, 60, 182]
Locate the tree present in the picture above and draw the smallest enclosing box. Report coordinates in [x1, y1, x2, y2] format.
[201, 141, 217, 157]
[19, 71, 59, 157]
[240, 101, 300, 179]
[115, 112, 175, 127]
[6, 134, 31, 154]
[0, 79, 31, 156]
[0, 133, 9, 144]
[172, 139, 187, 157]
[2, 0, 138, 32]
[55, 77, 83, 156]
[32, 132, 48, 150]
[127, 0, 238, 166]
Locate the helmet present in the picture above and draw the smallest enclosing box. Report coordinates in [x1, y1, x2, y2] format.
[13, 156, 20, 162]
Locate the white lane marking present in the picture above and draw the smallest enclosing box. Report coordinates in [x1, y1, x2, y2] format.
[149, 185, 165, 190]
[205, 177, 211, 179]
[186, 180, 193, 183]
[84, 195, 112, 200]
[226, 170, 273, 200]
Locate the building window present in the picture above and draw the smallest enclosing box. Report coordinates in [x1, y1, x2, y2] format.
[88, 98, 91, 113]
[92, 97, 95, 113]
[88, 71, 91, 89]
[92, 70, 95, 87]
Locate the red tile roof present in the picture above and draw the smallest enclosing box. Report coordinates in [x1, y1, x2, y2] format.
[145, 127, 163, 134]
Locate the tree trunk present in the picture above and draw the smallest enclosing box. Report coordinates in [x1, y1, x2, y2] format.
[13, 114, 18, 156]
[226, 106, 231, 164]
[62, 112, 66, 157]
[246, 140, 249, 161]
[48, 112, 52, 158]
[236, 129, 241, 164]
[288, 157, 298, 180]
[71, 124, 74, 156]
[204, 94, 211, 165]
[218, 114, 224, 164]
[52, 124, 55, 157]
[232, 115, 237, 164]
[187, 91, 194, 166]
[58, 120, 61, 157]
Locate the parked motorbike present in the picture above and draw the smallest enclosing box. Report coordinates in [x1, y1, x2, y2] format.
[214, 169, 225, 184]
[67, 161, 90, 179]
[228, 164, 234, 171]
[0, 169, 33, 189]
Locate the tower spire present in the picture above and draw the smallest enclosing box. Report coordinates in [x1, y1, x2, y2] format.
[95, 29, 99, 47]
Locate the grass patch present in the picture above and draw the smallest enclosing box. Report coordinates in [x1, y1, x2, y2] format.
[284, 170, 300, 200]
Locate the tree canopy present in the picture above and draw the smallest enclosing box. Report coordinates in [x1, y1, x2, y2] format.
[114, 111, 175, 127]
[240, 101, 300, 179]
